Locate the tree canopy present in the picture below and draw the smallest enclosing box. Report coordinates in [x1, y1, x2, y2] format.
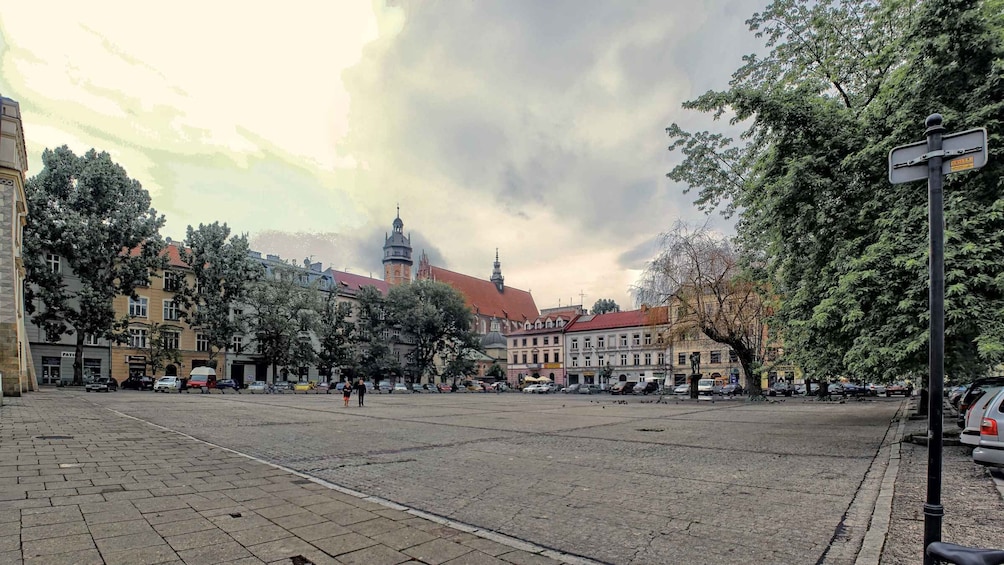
[666, 0, 1004, 382]
[23, 146, 165, 383]
[591, 298, 621, 315]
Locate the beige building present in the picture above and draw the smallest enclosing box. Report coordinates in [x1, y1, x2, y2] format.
[0, 94, 33, 399]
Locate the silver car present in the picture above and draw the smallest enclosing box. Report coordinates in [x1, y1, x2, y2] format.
[961, 385, 1004, 447]
[153, 376, 181, 392]
[973, 388, 1004, 468]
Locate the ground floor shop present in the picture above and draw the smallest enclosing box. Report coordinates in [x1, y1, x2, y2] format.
[31, 343, 110, 385]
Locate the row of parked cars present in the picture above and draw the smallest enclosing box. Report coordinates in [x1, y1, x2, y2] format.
[953, 376, 1004, 468]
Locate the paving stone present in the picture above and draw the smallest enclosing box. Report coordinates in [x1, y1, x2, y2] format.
[312, 532, 378, 557]
[164, 527, 229, 551]
[443, 552, 510, 565]
[176, 541, 252, 565]
[403, 539, 476, 565]
[226, 526, 293, 547]
[269, 511, 326, 530]
[88, 519, 157, 539]
[350, 517, 405, 537]
[246, 537, 329, 563]
[102, 544, 180, 565]
[83, 509, 142, 525]
[23, 548, 103, 565]
[209, 512, 273, 532]
[325, 507, 378, 526]
[21, 533, 95, 557]
[94, 530, 168, 552]
[496, 550, 557, 565]
[153, 517, 217, 537]
[337, 543, 413, 565]
[289, 521, 350, 542]
[0, 537, 16, 553]
[20, 507, 82, 528]
[144, 507, 200, 525]
[0, 549, 20, 565]
[459, 537, 516, 557]
[132, 497, 190, 514]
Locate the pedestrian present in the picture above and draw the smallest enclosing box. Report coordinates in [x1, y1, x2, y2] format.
[355, 379, 366, 407]
[342, 381, 351, 407]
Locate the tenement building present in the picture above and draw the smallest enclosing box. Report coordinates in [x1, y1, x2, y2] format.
[563, 307, 670, 389]
[506, 309, 581, 386]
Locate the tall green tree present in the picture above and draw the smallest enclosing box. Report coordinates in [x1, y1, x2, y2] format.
[665, 0, 1004, 383]
[316, 293, 354, 382]
[351, 286, 397, 381]
[386, 279, 478, 381]
[591, 298, 621, 315]
[140, 322, 182, 377]
[246, 265, 321, 382]
[177, 223, 262, 370]
[23, 147, 165, 384]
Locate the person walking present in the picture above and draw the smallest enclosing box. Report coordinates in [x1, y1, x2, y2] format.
[354, 379, 366, 407]
[342, 381, 351, 407]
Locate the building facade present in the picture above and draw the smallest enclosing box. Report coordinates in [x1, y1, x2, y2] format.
[383, 208, 413, 286]
[0, 94, 33, 398]
[563, 307, 670, 389]
[506, 309, 580, 387]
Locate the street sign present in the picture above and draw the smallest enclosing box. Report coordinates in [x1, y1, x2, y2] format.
[888, 127, 988, 184]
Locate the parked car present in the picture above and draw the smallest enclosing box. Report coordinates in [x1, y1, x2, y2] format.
[293, 381, 316, 393]
[633, 381, 659, 395]
[85, 377, 118, 393]
[673, 383, 690, 395]
[610, 382, 636, 395]
[247, 381, 267, 393]
[216, 379, 241, 393]
[949, 384, 970, 409]
[886, 382, 913, 397]
[842, 383, 870, 397]
[120, 375, 154, 391]
[563, 383, 582, 394]
[697, 379, 722, 396]
[958, 377, 1004, 427]
[577, 384, 602, 394]
[768, 382, 794, 397]
[377, 381, 392, 393]
[961, 385, 1004, 446]
[490, 382, 509, 392]
[973, 387, 1004, 468]
[153, 376, 182, 393]
[186, 373, 216, 393]
[867, 383, 887, 396]
[392, 382, 409, 394]
[723, 383, 744, 396]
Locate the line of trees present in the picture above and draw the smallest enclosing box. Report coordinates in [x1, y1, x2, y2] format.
[23, 146, 483, 385]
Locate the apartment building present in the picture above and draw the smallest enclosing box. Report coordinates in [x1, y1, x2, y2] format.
[563, 307, 670, 389]
[506, 309, 580, 386]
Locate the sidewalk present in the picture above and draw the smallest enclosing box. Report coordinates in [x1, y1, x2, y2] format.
[0, 391, 571, 565]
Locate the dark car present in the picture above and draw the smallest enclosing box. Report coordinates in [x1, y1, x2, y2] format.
[958, 376, 1004, 427]
[842, 383, 871, 397]
[216, 379, 241, 393]
[85, 377, 118, 393]
[633, 381, 659, 395]
[121, 375, 154, 391]
[610, 382, 636, 395]
[768, 382, 794, 397]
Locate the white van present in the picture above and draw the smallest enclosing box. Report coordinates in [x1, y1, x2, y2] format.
[698, 378, 722, 395]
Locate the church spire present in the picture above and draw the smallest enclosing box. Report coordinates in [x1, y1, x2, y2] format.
[490, 248, 504, 292]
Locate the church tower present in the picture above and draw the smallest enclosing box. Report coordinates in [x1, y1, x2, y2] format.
[383, 206, 413, 285]
[490, 249, 504, 292]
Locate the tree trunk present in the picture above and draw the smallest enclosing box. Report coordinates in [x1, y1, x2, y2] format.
[805, 379, 813, 396]
[73, 332, 85, 385]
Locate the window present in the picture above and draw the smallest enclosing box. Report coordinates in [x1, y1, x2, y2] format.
[46, 253, 60, 273]
[196, 334, 209, 352]
[553, 336, 560, 345]
[658, 353, 665, 365]
[678, 353, 687, 365]
[620, 354, 627, 365]
[543, 352, 549, 363]
[532, 337, 538, 346]
[584, 338, 591, 349]
[571, 356, 579, 367]
[571, 339, 578, 350]
[657, 333, 664, 344]
[84, 334, 99, 346]
[620, 335, 628, 347]
[546, 320, 553, 328]
[231, 335, 243, 352]
[644, 353, 651, 365]
[598, 354, 604, 366]
[597, 336, 604, 349]
[129, 328, 147, 349]
[633, 334, 641, 346]
[163, 300, 180, 321]
[232, 308, 243, 319]
[163, 331, 179, 350]
[532, 352, 539, 364]
[513, 354, 518, 364]
[644, 334, 652, 345]
[522, 338, 527, 346]
[633, 353, 640, 366]
[129, 297, 148, 318]
[512, 339, 517, 347]
[585, 356, 591, 367]
[729, 350, 738, 363]
[521, 353, 527, 364]
[710, 350, 722, 364]
[543, 337, 549, 345]
[163, 271, 183, 292]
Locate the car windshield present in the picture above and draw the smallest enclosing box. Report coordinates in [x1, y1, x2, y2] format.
[699, 379, 714, 386]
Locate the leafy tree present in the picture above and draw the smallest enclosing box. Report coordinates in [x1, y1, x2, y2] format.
[486, 362, 505, 381]
[316, 293, 354, 382]
[177, 223, 262, 370]
[140, 322, 182, 376]
[386, 279, 478, 381]
[591, 298, 621, 315]
[23, 147, 165, 384]
[246, 265, 321, 383]
[440, 332, 481, 386]
[352, 286, 396, 382]
[664, 0, 1004, 383]
[635, 223, 775, 397]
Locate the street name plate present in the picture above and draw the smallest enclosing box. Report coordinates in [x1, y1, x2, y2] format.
[888, 128, 988, 184]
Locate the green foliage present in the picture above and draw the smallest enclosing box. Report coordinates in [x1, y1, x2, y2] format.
[667, 0, 1004, 382]
[591, 298, 620, 315]
[486, 362, 505, 380]
[316, 294, 355, 380]
[141, 322, 182, 376]
[23, 146, 165, 383]
[351, 286, 397, 380]
[386, 279, 479, 380]
[177, 222, 262, 367]
[245, 265, 322, 381]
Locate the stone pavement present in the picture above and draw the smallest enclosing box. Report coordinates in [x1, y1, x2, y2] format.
[0, 391, 574, 565]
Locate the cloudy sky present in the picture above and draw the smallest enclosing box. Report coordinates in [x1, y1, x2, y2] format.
[0, 1, 762, 310]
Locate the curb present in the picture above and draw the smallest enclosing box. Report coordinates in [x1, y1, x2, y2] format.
[106, 407, 605, 565]
[854, 403, 909, 565]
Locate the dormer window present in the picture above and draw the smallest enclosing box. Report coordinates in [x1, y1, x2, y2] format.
[535, 321, 542, 329]
[546, 320, 553, 328]
[525, 323, 531, 330]
[558, 319, 565, 327]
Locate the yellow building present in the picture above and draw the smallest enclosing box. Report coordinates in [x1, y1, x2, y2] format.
[109, 242, 208, 382]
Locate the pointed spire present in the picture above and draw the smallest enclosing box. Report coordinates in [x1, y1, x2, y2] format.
[490, 249, 504, 292]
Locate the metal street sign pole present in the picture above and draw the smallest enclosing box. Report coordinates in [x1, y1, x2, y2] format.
[923, 114, 946, 565]
[888, 114, 988, 565]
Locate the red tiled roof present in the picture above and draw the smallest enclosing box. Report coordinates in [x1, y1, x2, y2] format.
[326, 269, 390, 295]
[564, 307, 668, 333]
[423, 266, 538, 322]
[127, 242, 189, 268]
